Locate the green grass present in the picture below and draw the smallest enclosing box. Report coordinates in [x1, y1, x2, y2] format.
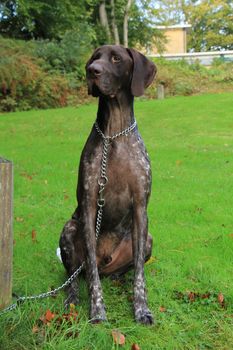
[0, 93, 233, 350]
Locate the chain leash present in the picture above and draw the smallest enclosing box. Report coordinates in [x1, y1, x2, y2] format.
[0, 119, 137, 316]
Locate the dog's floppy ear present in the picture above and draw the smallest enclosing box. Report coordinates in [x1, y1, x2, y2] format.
[85, 49, 98, 96]
[127, 48, 157, 97]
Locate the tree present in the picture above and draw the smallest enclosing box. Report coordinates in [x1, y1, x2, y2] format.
[146, 0, 233, 51]
[0, 0, 165, 51]
[97, 0, 133, 46]
[184, 0, 233, 51]
[149, 0, 186, 25]
[96, 0, 164, 49]
[110, 0, 120, 44]
[99, 1, 111, 42]
[0, 0, 89, 40]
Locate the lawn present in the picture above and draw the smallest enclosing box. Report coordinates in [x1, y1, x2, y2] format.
[0, 93, 233, 350]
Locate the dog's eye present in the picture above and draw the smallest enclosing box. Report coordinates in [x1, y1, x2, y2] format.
[112, 55, 121, 63]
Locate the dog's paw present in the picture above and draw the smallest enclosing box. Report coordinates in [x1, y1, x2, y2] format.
[135, 307, 154, 325]
[64, 294, 79, 309]
[90, 304, 107, 323]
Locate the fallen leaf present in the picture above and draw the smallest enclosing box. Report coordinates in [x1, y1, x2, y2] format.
[159, 306, 166, 312]
[45, 309, 55, 322]
[218, 293, 225, 307]
[32, 229, 37, 242]
[176, 160, 182, 166]
[20, 172, 33, 180]
[16, 217, 24, 222]
[64, 194, 69, 200]
[62, 310, 79, 322]
[40, 309, 55, 324]
[69, 303, 76, 310]
[188, 291, 196, 302]
[131, 344, 140, 350]
[112, 330, 125, 346]
[145, 256, 156, 265]
[201, 292, 211, 299]
[32, 325, 39, 334]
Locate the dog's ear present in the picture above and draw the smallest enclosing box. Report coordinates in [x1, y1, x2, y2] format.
[85, 49, 98, 96]
[127, 48, 157, 97]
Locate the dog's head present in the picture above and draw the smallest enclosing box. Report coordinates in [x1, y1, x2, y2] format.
[86, 45, 156, 98]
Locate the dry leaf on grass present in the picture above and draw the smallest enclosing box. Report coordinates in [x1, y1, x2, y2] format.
[218, 292, 225, 308]
[159, 306, 167, 312]
[131, 344, 141, 350]
[145, 256, 156, 265]
[112, 329, 125, 345]
[20, 172, 33, 180]
[31, 229, 37, 242]
[39, 309, 55, 324]
[32, 325, 40, 334]
[35, 306, 79, 337]
[16, 217, 24, 222]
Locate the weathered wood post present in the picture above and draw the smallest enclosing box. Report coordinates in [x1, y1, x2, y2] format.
[157, 83, 165, 100]
[0, 158, 13, 310]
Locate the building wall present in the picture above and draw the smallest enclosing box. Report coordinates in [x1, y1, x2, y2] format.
[150, 28, 187, 55]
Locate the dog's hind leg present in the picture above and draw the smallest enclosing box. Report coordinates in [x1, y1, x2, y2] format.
[59, 216, 85, 308]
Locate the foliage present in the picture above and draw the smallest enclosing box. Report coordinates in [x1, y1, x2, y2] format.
[1, 35, 233, 112]
[0, 94, 233, 349]
[0, 0, 165, 50]
[0, 35, 93, 112]
[184, 0, 233, 51]
[0, 0, 89, 40]
[127, 3, 165, 50]
[147, 58, 233, 99]
[148, 0, 233, 52]
[35, 25, 95, 78]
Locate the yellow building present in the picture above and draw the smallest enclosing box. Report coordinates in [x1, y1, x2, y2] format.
[150, 24, 191, 55]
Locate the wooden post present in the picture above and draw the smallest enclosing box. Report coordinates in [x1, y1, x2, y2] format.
[157, 83, 165, 100]
[0, 158, 13, 310]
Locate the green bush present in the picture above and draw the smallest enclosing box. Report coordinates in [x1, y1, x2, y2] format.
[35, 26, 95, 79]
[0, 45, 71, 111]
[1, 35, 233, 112]
[147, 58, 233, 98]
[0, 31, 94, 111]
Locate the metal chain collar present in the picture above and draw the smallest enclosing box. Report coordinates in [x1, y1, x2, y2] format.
[0, 119, 137, 316]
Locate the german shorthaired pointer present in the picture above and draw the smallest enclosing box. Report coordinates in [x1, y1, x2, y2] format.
[59, 45, 156, 324]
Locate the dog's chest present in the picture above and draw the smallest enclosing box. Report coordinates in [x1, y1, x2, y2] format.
[81, 134, 151, 203]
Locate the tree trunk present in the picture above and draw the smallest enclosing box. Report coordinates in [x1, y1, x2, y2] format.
[99, 1, 111, 43]
[123, 0, 133, 47]
[110, 0, 120, 45]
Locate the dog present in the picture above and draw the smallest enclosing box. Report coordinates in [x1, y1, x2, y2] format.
[59, 45, 156, 324]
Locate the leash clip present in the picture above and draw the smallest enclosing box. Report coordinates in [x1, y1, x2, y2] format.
[97, 187, 105, 207]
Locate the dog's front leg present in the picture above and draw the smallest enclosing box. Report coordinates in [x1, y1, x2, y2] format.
[83, 211, 107, 322]
[132, 205, 154, 325]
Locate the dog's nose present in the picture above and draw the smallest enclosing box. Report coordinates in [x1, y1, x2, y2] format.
[88, 62, 103, 77]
